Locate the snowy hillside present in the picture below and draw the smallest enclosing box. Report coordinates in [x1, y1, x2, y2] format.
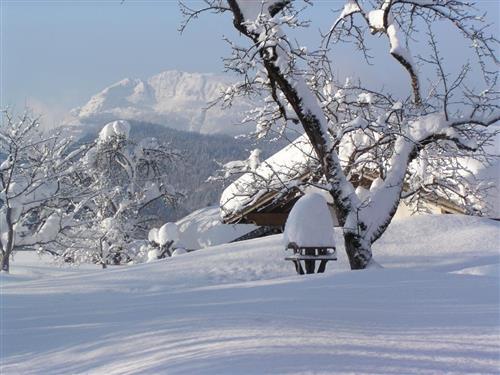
[69, 71, 252, 135]
[2, 214, 499, 374]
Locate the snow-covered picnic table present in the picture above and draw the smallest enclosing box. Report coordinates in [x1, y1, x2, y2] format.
[283, 193, 337, 274]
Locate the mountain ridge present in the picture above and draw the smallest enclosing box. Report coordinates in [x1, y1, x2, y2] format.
[68, 70, 251, 135]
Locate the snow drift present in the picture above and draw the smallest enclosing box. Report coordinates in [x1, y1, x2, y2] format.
[175, 206, 257, 249]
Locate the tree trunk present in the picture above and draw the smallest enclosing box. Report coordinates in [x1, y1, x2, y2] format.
[1, 252, 9, 273]
[227, 0, 355, 224]
[2, 206, 15, 273]
[343, 232, 372, 270]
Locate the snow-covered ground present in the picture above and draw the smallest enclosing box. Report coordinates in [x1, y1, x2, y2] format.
[1, 214, 499, 374]
[176, 206, 257, 250]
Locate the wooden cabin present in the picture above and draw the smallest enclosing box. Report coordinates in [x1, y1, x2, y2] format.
[220, 134, 479, 233]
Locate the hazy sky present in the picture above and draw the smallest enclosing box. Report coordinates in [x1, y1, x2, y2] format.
[2, 0, 499, 127]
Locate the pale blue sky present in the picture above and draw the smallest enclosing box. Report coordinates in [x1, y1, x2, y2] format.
[1, 0, 498, 127]
[2, 0, 232, 125]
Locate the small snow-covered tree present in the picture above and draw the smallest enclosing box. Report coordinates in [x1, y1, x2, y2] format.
[0, 111, 89, 272]
[63, 120, 182, 267]
[180, 1, 499, 269]
[209, 148, 262, 179]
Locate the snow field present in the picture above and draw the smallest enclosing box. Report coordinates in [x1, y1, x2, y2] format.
[1, 214, 499, 374]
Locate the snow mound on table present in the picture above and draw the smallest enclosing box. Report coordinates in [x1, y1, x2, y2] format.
[176, 206, 257, 249]
[283, 192, 335, 247]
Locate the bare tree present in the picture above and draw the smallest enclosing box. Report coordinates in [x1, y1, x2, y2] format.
[180, 0, 499, 269]
[0, 111, 90, 272]
[59, 120, 183, 267]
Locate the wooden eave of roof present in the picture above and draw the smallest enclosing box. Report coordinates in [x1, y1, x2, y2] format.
[222, 172, 310, 224]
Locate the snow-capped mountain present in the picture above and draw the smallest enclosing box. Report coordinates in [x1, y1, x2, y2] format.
[70, 71, 252, 135]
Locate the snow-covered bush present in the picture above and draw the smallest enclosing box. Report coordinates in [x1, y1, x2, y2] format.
[146, 222, 184, 259]
[158, 222, 180, 247]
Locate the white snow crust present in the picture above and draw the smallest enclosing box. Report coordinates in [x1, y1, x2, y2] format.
[2, 214, 499, 374]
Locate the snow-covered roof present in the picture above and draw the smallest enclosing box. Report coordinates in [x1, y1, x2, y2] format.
[220, 132, 499, 221]
[219, 134, 316, 222]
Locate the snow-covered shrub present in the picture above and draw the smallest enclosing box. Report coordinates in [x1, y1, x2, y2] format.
[146, 222, 184, 259]
[146, 247, 159, 263]
[158, 222, 180, 247]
